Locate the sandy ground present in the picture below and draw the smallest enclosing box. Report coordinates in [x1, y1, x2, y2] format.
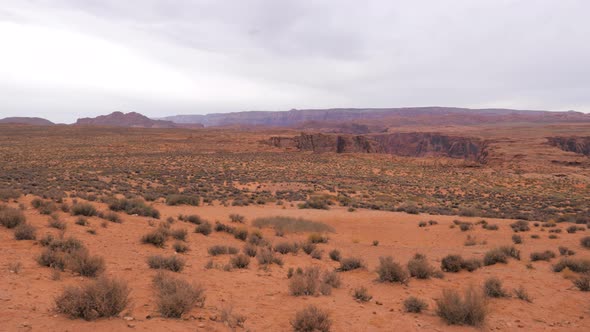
[1, 196, 590, 332]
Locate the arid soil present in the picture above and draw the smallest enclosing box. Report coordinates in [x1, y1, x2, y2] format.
[0, 123, 589, 331]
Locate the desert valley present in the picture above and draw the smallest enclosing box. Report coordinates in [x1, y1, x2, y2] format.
[1, 108, 589, 331]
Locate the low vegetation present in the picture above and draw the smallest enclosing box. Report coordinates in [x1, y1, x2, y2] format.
[252, 216, 334, 233]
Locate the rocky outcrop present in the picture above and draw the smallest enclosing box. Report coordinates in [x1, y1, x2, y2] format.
[76, 112, 177, 128]
[268, 132, 488, 162]
[0, 117, 54, 125]
[547, 136, 590, 156]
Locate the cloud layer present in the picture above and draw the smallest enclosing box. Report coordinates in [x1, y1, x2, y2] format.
[1, 0, 589, 123]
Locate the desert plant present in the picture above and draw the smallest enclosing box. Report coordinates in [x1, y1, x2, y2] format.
[147, 255, 185, 272]
[558, 246, 575, 256]
[329, 249, 341, 262]
[70, 202, 97, 217]
[230, 254, 251, 269]
[165, 194, 199, 206]
[48, 216, 67, 230]
[404, 296, 428, 313]
[581, 236, 590, 249]
[510, 220, 530, 232]
[0, 206, 25, 228]
[173, 242, 189, 253]
[291, 305, 331, 332]
[483, 277, 507, 298]
[377, 256, 408, 284]
[233, 228, 248, 241]
[352, 286, 372, 302]
[530, 250, 556, 262]
[152, 271, 205, 318]
[513, 286, 532, 302]
[338, 257, 364, 272]
[109, 198, 160, 218]
[436, 286, 487, 326]
[141, 229, 167, 247]
[441, 255, 463, 272]
[55, 277, 130, 320]
[553, 258, 590, 273]
[252, 216, 334, 233]
[102, 211, 121, 223]
[170, 228, 188, 241]
[573, 273, 590, 291]
[407, 254, 434, 279]
[308, 233, 329, 244]
[301, 242, 316, 255]
[195, 222, 212, 236]
[512, 234, 522, 244]
[243, 243, 257, 257]
[14, 222, 36, 240]
[256, 247, 283, 266]
[274, 241, 299, 254]
[229, 214, 245, 223]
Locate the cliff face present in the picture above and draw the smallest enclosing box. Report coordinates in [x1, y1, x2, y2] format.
[268, 132, 488, 162]
[547, 137, 590, 156]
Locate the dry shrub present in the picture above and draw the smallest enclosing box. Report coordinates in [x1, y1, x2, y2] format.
[252, 216, 334, 233]
[173, 242, 189, 253]
[195, 222, 212, 236]
[220, 304, 247, 328]
[208, 245, 238, 256]
[0, 206, 26, 228]
[441, 254, 463, 272]
[48, 215, 67, 230]
[243, 243, 258, 257]
[68, 251, 106, 277]
[553, 258, 590, 273]
[37, 237, 104, 277]
[109, 198, 160, 218]
[70, 202, 97, 217]
[102, 211, 121, 223]
[512, 234, 522, 244]
[230, 254, 251, 269]
[289, 266, 336, 296]
[147, 255, 185, 272]
[141, 229, 167, 247]
[152, 271, 205, 318]
[483, 246, 520, 266]
[338, 257, 364, 272]
[170, 228, 187, 241]
[329, 249, 341, 262]
[510, 220, 530, 232]
[291, 305, 331, 332]
[166, 194, 199, 206]
[483, 277, 508, 298]
[377, 256, 408, 284]
[233, 227, 248, 241]
[530, 250, 556, 262]
[301, 242, 316, 255]
[14, 222, 36, 240]
[436, 286, 487, 326]
[55, 277, 129, 320]
[513, 286, 532, 302]
[559, 246, 575, 256]
[229, 214, 245, 223]
[573, 273, 590, 291]
[404, 296, 428, 313]
[308, 233, 329, 244]
[581, 236, 590, 249]
[352, 286, 372, 302]
[407, 254, 435, 279]
[256, 247, 283, 266]
[274, 241, 299, 254]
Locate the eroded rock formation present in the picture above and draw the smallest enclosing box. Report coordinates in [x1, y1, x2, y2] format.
[268, 132, 488, 162]
[547, 137, 590, 156]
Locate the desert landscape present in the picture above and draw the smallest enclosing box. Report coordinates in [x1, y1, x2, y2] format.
[2, 1, 589, 331]
[1, 110, 589, 331]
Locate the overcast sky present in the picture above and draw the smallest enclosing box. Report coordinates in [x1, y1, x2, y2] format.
[1, 0, 589, 123]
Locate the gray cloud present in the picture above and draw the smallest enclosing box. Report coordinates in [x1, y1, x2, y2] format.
[0, 0, 588, 123]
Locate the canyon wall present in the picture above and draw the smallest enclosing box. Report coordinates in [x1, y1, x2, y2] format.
[547, 137, 590, 156]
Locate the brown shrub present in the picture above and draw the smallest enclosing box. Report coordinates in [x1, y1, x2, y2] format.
[483, 277, 508, 298]
[230, 254, 251, 269]
[291, 305, 331, 332]
[404, 296, 428, 313]
[338, 257, 364, 272]
[352, 286, 372, 302]
[152, 271, 205, 318]
[0, 206, 26, 228]
[377, 256, 408, 284]
[55, 277, 130, 320]
[14, 222, 36, 240]
[436, 286, 487, 326]
[147, 255, 185, 272]
[407, 254, 434, 279]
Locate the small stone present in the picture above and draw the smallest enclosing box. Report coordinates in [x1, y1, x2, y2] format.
[198, 323, 206, 328]
[123, 316, 134, 321]
[127, 323, 135, 328]
[209, 315, 217, 321]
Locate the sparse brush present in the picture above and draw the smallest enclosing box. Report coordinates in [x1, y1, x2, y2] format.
[55, 277, 130, 320]
[274, 241, 299, 254]
[436, 286, 487, 326]
[0, 206, 26, 228]
[230, 254, 250, 269]
[407, 254, 434, 279]
[291, 305, 331, 332]
[208, 245, 238, 256]
[514, 286, 532, 302]
[141, 229, 167, 247]
[573, 273, 590, 291]
[512, 234, 522, 244]
[301, 242, 316, 255]
[243, 243, 258, 257]
[252, 216, 334, 233]
[338, 257, 364, 272]
[530, 250, 556, 262]
[483, 277, 508, 298]
[581, 236, 590, 249]
[152, 271, 205, 318]
[14, 222, 36, 240]
[173, 241, 189, 253]
[308, 233, 329, 244]
[147, 255, 185, 272]
[229, 214, 245, 223]
[377, 256, 408, 284]
[195, 222, 212, 236]
[70, 202, 97, 217]
[329, 249, 341, 262]
[170, 228, 188, 241]
[404, 296, 428, 313]
[352, 286, 372, 302]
